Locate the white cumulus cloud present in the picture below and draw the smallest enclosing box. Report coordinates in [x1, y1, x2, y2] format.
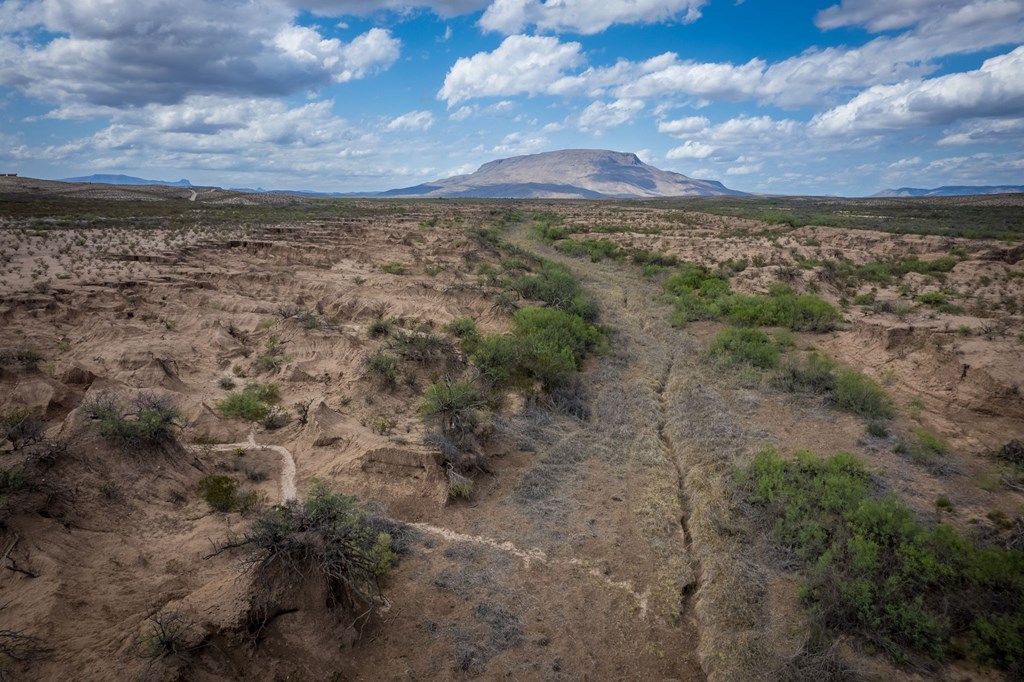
[479, 0, 708, 35]
[665, 141, 715, 159]
[810, 46, 1024, 135]
[437, 34, 584, 105]
[575, 98, 644, 132]
[386, 110, 435, 131]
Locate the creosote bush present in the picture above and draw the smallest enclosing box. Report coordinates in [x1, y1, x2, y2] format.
[709, 327, 780, 369]
[833, 368, 894, 419]
[200, 474, 263, 513]
[86, 394, 179, 451]
[742, 449, 1024, 674]
[471, 306, 603, 390]
[365, 351, 399, 386]
[665, 270, 842, 332]
[218, 383, 280, 422]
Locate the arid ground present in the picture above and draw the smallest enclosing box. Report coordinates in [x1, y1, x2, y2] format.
[1, 177, 1022, 681]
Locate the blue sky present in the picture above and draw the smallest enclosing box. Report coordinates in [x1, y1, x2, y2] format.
[1, 0, 1022, 196]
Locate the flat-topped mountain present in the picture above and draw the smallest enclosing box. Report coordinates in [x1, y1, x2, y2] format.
[382, 149, 746, 199]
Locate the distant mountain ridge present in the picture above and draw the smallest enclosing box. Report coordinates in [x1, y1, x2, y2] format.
[382, 149, 745, 199]
[60, 174, 193, 187]
[873, 185, 1024, 197]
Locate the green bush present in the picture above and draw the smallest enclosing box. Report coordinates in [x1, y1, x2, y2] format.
[200, 474, 261, 513]
[391, 331, 449, 363]
[470, 306, 603, 391]
[0, 408, 45, 448]
[665, 275, 840, 332]
[853, 292, 876, 305]
[895, 428, 950, 467]
[742, 449, 1024, 672]
[368, 317, 395, 338]
[91, 395, 179, 451]
[201, 475, 241, 512]
[239, 482, 395, 611]
[444, 317, 478, 339]
[365, 352, 399, 385]
[772, 352, 836, 393]
[218, 383, 280, 421]
[471, 335, 523, 387]
[833, 368, 893, 419]
[381, 263, 406, 275]
[916, 291, 947, 306]
[509, 261, 597, 321]
[709, 327, 779, 369]
[421, 380, 481, 445]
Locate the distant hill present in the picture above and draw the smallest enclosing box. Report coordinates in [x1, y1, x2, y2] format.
[59, 174, 193, 187]
[873, 185, 1024, 197]
[382, 149, 746, 199]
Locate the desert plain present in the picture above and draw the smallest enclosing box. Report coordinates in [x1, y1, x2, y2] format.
[1, 176, 1023, 681]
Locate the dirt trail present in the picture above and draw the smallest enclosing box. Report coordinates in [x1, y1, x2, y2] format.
[187, 426, 297, 501]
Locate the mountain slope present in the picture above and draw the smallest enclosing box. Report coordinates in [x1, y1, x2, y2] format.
[873, 185, 1024, 197]
[383, 149, 745, 198]
[60, 174, 193, 187]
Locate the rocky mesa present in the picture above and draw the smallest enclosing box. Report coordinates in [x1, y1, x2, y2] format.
[382, 149, 746, 199]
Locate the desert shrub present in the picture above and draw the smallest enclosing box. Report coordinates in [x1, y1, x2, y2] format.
[218, 383, 279, 422]
[866, 420, 890, 438]
[235, 482, 395, 613]
[365, 352, 399, 385]
[445, 466, 474, 500]
[852, 291, 876, 305]
[367, 317, 395, 338]
[254, 336, 287, 373]
[0, 408, 45, 448]
[514, 307, 602, 364]
[741, 448, 1024, 673]
[772, 352, 836, 393]
[470, 335, 523, 387]
[509, 261, 596, 321]
[471, 307, 602, 391]
[916, 291, 947, 306]
[709, 327, 779, 369]
[421, 380, 481, 446]
[0, 349, 42, 367]
[141, 610, 202, 660]
[90, 394, 179, 451]
[381, 263, 406, 275]
[724, 286, 842, 332]
[554, 238, 625, 262]
[895, 428, 950, 470]
[200, 474, 262, 513]
[445, 317, 478, 339]
[666, 276, 840, 332]
[833, 368, 893, 419]
[391, 331, 449, 364]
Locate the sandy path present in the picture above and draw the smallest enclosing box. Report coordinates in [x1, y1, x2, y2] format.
[409, 521, 651, 618]
[189, 427, 297, 501]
